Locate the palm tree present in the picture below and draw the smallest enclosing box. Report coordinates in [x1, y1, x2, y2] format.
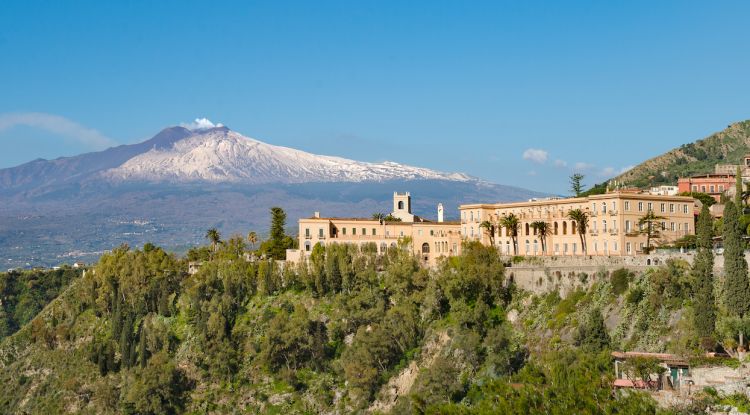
[479, 220, 497, 246]
[247, 231, 258, 250]
[638, 210, 667, 254]
[530, 221, 550, 254]
[567, 209, 589, 254]
[372, 212, 386, 222]
[499, 213, 520, 255]
[206, 228, 221, 252]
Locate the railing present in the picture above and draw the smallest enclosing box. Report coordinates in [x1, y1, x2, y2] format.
[609, 210, 618, 216]
[625, 231, 640, 237]
[590, 230, 599, 236]
[609, 229, 618, 235]
[305, 235, 312, 239]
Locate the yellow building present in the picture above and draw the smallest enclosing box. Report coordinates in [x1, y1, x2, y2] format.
[459, 191, 695, 256]
[289, 192, 462, 266]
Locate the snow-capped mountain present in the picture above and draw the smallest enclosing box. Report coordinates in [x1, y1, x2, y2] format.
[104, 126, 472, 184]
[0, 122, 545, 267]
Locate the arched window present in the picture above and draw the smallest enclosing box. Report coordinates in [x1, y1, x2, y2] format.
[422, 243, 430, 254]
[602, 220, 607, 232]
[554, 222, 559, 235]
[563, 222, 568, 235]
[525, 223, 530, 236]
[398, 201, 404, 210]
[602, 202, 607, 213]
[304, 241, 311, 252]
[572, 222, 577, 234]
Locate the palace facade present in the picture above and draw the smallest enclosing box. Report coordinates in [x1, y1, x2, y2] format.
[287, 192, 462, 266]
[459, 191, 695, 256]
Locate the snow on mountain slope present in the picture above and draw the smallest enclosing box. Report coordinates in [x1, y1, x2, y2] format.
[104, 127, 473, 184]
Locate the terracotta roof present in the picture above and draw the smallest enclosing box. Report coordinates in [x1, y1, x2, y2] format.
[611, 351, 688, 366]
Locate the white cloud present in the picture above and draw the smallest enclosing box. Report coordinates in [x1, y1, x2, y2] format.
[573, 162, 594, 172]
[522, 148, 549, 164]
[181, 117, 224, 130]
[0, 112, 117, 149]
[553, 159, 568, 168]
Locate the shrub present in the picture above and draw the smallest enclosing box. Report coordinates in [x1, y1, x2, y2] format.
[610, 268, 632, 296]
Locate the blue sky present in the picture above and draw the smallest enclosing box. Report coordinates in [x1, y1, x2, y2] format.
[1, 1, 749, 193]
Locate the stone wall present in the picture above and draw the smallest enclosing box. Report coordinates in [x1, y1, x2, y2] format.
[505, 252, 750, 295]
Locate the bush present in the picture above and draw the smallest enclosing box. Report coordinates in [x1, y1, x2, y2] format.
[610, 268, 632, 296]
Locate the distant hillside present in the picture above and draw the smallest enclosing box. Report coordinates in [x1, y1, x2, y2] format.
[614, 120, 750, 188]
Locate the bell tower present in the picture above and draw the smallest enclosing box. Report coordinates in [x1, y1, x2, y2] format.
[391, 192, 415, 222]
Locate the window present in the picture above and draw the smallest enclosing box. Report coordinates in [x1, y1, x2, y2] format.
[470, 227, 474, 237]
[319, 228, 324, 237]
[625, 201, 630, 211]
[554, 222, 559, 235]
[670, 222, 675, 231]
[602, 202, 607, 213]
[647, 202, 653, 211]
[602, 220, 607, 232]
[305, 228, 310, 237]
[525, 223, 530, 236]
[626, 242, 632, 254]
[418, 229, 423, 236]
[563, 221, 568, 235]
[564, 243, 569, 254]
[692, 185, 698, 192]
[525, 240, 530, 254]
[592, 202, 597, 213]
[430, 230, 434, 236]
[342, 228, 347, 235]
[594, 242, 598, 252]
[554, 243, 560, 254]
[625, 220, 631, 232]
[352, 228, 357, 235]
[710, 185, 715, 193]
[592, 221, 597, 231]
[372, 229, 377, 236]
[400, 231, 404, 237]
[720, 185, 725, 192]
[683, 204, 689, 214]
[661, 221, 666, 230]
[470, 211, 474, 221]
[305, 241, 311, 252]
[640, 242, 645, 252]
[701, 185, 706, 192]
[684, 222, 689, 232]
[604, 241, 608, 253]
[612, 201, 616, 211]
[453, 243, 457, 253]
[669, 203, 674, 213]
[461, 211, 466, 221]
[613, 241, 618, 251]
[638, 202, 644, 212]
[533, 240, 538, 254]
[362, 228, 366, 235]
[660, 203, 666, 213]
[572, 243, 577, 254]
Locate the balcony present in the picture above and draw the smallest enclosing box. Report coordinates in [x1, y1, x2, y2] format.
[609, 229, 618, 235]
[590, 230, 599, 236]
[609, 210, 618, 216]
[625, 231, 640, 237]
[305, 235, 312, 240]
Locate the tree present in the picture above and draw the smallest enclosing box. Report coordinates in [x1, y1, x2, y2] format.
[121, 351, 192, 415]
[623, 356, 666, 391]
[722, 200, 750, 349]
[264, 207, 293, 260]
[479, 220, 497, 246]
[205, 228, 221, 252]
[499, 214, 520, 255]
[679, 191, 716, 208]
[638, 210, 666, 254]
[530, 221, 549, 254]
[567, 208, 589, 254]
[693, 204, 716, 344]
[371, 212, 385, 221]
[574, 308, 610, 352]
[736, 166, 744, 209]
[570, 173, 585, 197]
[247, 231, 258, 250]
[383, 214, 402, 222]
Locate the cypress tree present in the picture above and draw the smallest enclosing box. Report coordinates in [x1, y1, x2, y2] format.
[139, 323, 148, 368]
[120, 312, 134, 368]
[736, 166, 743, 208]
[693, 204, 716, 342]
[722, 201, 750, 324]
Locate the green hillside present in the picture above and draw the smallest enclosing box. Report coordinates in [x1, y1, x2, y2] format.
[0, 238, 747, 414]
[615, 120, 750, 188]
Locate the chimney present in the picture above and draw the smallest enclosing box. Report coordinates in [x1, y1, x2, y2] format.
[313, 211, 320, 218]
[437, 203, 444, 223]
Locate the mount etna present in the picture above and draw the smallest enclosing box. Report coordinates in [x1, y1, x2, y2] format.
[0, 125, 543, 267]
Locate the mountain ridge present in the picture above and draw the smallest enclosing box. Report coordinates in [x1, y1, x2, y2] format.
[613, 120, 750, 187]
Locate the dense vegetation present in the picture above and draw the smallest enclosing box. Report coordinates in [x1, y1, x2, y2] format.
[0, 267, 81, 340]
[1, 205, 750, 413]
